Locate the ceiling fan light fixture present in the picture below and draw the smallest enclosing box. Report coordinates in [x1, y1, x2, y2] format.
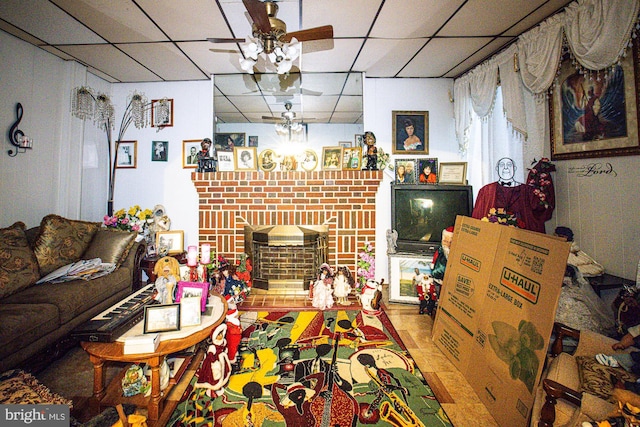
[240, 58, 257, 73]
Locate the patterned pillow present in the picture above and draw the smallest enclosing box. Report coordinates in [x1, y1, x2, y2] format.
[577, 355, 638, 402]
[33, 215, 100, 276]
[0, 222, 40, 299]
[82, 228, 137, 267]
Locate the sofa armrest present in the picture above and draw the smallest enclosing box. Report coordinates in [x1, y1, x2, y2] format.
[538, 379, 582, 427]
[551, 323, 628, 358]
[550, 323, 581, 356]
[119, 240, 147, 291]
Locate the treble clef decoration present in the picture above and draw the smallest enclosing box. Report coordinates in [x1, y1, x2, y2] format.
[8, 103, 28, 157]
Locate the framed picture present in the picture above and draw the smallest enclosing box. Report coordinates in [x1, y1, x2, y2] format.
[116, 140, 136, 169]
[151, 141, 168, 162]
[234, 147, 258, 171]
[144, 304, 180, 333]
[279, 155, 297, 171]
[156, 230, 184, 254]
[417, 158, 438, 184]
[392, 111, 429, 154]
[342, 147, 362, 170]
[248, 135, 259, 147]
[550, 45, 640, 160]
[300, 149, 318, 172]
[151, 98, 173, 127]
[338, 141, 352, 148]
[394, 159, 417, 184]
[258, 149, 277, 172]
[175, 281, 209, 312]
[182, 139, 201, 169]
[322, 146, 343, 170]
[217, 151, 235, 171]
[180, 297, 202, 327]
[355, 134, 365, 148]
[214, 133, 245, 150]
[438, 162, 468, 184]
[388, 253, 433, 304]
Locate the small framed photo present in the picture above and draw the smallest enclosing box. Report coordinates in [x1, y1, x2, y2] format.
[322, 146, 343, 170]
[392, 111, 429, 154]
[234, 147, 258, 171]
[417, 158, 438, 184]
[144, 303, 180, 333]
[300, 149, 318, 172]
[214, 133, 245, 150]
[175, 281, 209, 312]
[248, 135, 259, 147]
[217, 151, 235, 171]
[258, 149, 277, 172]
[388, 253, 433, 304]
[180, 297, 202, 326]
[394, 159, 417, 184]
[342, 147, 362, 170]
[151, 99, 173, 127]
[116, 141, 137, 169]
[279, 155, 297, 171]
[151, 141, 168, 162]
[183, 139, 201, 169]
[156, 230, 184, 254]
[339, 141, 352, 148]
[438, 162, 468, 185]
[355, 134, 365, 148]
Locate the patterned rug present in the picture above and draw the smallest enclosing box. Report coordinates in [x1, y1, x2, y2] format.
[168, 309, 452, 426]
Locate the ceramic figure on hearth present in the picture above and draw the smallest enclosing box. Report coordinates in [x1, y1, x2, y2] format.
[333, 266, 354, 306]
[194, 322, 232, 397]
[360, 278, 383, 314]
[363, 131, 378, 170]
[152, 256, 180, 304]
[312, 263, 334, 310]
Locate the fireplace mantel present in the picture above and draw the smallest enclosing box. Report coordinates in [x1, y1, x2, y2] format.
[192, 170, 383, 271]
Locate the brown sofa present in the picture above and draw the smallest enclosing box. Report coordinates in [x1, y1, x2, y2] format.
[0, 215, 146, 372]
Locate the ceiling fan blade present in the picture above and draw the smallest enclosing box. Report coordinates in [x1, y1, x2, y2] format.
[262, 116, 281, 121]
[207, 37, 245, 43]
[282, 25, 333, 43]
[243, 0, 271, 34]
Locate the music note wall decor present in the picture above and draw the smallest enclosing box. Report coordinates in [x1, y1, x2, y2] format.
[7, 103, 33, 157]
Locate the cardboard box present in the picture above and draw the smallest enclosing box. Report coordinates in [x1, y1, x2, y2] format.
[432, 216, 569, 427]
[123, 333, 159, 354]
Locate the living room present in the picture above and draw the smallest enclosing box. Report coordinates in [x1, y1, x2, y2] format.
[1, 1, 640, 426]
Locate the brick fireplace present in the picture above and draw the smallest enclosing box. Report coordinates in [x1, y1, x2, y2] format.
[192, 170, 383, 290]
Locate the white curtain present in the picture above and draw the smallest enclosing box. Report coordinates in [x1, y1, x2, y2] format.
[496, 44, 528, 139]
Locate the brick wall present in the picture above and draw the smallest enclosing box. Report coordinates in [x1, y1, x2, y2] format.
[192, 170, 383, 272]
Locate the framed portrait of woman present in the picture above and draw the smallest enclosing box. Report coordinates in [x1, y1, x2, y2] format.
[258, 149, 277, 172]
[322, 147, 343, 170]
[392, 111, 429, 154]
[417, 158, 438, 184]
[234, 147, 257, 171]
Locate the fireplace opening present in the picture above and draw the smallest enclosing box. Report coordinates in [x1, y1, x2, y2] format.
[249, 225, 328, 291]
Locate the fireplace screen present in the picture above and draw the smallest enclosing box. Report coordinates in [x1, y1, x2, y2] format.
[250, 225, 328, 291]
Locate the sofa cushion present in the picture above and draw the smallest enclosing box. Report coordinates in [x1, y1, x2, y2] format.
[33, 215, 100, 276]
[82, 228, 137, 267]
[577, 355, 638, 403]
[0, 222, 40, 299]
[3, 267, 131, 324]
[0, 303, 59, 362]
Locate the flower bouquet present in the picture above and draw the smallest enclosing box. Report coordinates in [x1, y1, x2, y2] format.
[377, 148, 394, 171]
[527, 157, 555, 209]
[482, 207, 525, 228]
[356, 242, 375, 292]
[103, 205, 153, 235]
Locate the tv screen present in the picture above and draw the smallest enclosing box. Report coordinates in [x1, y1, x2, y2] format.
[391, 184, 474, 254]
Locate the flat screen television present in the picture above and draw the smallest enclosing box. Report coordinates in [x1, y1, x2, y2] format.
[391, 184, 474, 254]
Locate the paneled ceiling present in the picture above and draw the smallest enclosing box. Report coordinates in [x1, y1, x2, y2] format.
[0, 0, 572, 123]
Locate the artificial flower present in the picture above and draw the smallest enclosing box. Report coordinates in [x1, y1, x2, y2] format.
[356, 242, 376, 291]
[103, 205, 153, 233]
[482, 207, 525, 228]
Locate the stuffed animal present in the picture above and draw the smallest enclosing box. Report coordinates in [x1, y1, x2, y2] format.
[153, 256, 180, 304]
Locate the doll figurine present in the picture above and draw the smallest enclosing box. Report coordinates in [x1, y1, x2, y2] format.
[152, 256, 180, 304]
[424, 275, 438, 316]
[194, 323, 232, 397]
[360, 278, 383, 314]
[312, 263, 334, 310]
[333, 266, 354, 306]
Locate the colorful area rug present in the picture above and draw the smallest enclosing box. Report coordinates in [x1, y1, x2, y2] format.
[168, 309, 452, 426]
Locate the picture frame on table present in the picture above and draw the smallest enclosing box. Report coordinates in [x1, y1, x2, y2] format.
[214, 133, 245, 151]
[394, 159, 417, 184]
[179, 297, 202, 326]
[342, 147, 362, 170]
[144, 304, 180, 333]
[182, 139, 201, 169]
[550, 45, 640, 160]
[258, 149, 277, 172]
[392, 111, 429, 154]
[175, 281, 209, 312]
[438, 162, 468, 184]
[116, 141, 137, 169]
[156, 230, 184, 254]
[151, 99, 173, 127]
[417, 158, 438, 184]
[322, 146, 343, 170]
[234, 147, 258, 171]
[217, 151, 235, 171]
[388, 253, 433, 304]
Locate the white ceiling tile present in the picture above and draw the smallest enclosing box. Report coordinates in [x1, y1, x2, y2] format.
[299, 39, 364, 72]
[118, 42, 206, 81]
[354, 38, 428, 77]
[372, 0, 465, 38]
[301, 0, 381, 37]
[443, 38, 515, 78]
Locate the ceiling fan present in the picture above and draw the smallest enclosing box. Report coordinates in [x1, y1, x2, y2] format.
[208, 0, 334, 73]
[264, 102, 312, 137]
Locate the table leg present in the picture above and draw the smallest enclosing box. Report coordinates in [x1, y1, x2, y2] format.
[147, 356, 163, 421]
[88, 355, 106, 414]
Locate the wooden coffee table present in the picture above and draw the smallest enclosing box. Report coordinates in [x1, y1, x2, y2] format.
[80, 292, 226, 426]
